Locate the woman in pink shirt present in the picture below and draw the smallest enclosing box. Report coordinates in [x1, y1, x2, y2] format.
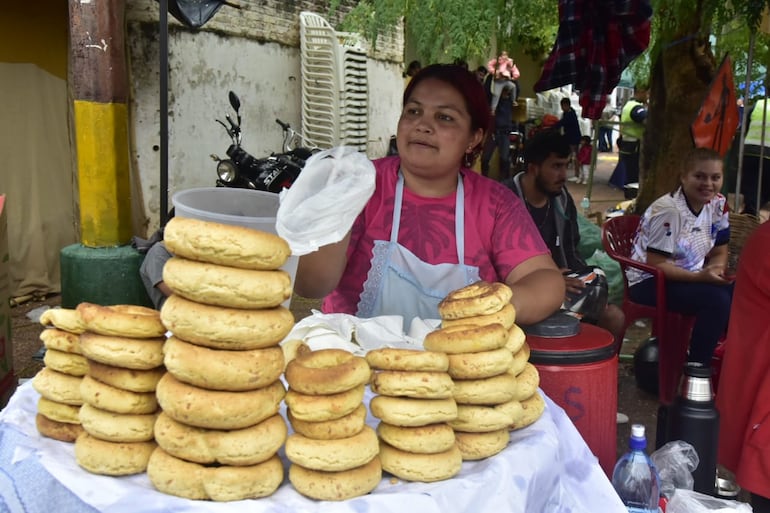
[295, 64, 564, 326]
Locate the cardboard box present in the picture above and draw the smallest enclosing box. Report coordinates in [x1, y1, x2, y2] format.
[0, 195, 15, 408]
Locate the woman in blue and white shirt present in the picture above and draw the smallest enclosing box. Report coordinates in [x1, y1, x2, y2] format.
[628, 147, 733, 366]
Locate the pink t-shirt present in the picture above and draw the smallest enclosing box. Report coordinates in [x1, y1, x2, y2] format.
[322, 156, 550, 315]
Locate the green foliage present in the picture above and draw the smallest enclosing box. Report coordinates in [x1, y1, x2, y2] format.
[330, 0, 558, 64]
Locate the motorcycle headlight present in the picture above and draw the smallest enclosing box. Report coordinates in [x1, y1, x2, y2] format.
[216, 160, 237, 183]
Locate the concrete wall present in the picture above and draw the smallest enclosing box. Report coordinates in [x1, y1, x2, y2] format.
[126, 1, 404, 234]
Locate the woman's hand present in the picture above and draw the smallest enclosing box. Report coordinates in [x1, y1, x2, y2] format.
[697, 267, 733, 285]
[562, 269, 585, 296]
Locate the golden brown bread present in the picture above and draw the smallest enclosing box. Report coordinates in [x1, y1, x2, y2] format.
[160, 294, 294, 350]
[438, 281, 513, 320]
[289, 457, 382, 501]
[154, 412, 287, 466]
[162, 257, 292, 309]
[285, 349, 370, 395]
[163, 336, 284, 391]
[163, 216, 290, 270]
[156, 373, 284, 430]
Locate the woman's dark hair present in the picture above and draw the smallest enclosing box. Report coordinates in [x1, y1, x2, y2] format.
[402, 64, 491, 165]
[524, 129, 571, 165]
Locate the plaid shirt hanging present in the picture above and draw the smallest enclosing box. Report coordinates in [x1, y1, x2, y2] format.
[534, 0, 652, 119]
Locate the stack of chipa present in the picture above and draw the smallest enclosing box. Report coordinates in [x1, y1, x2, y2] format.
[72, 302, 166, 476]
[32, 308, 88, 442]
[149, 217, 293, 501]
[428, 281, 545, 461]
[284, 348, 380, 501]
[366, 348, 462, 482]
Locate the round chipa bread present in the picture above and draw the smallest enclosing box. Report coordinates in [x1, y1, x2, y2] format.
[79, 332, 164, 370]
[79, 403, 157, 442]
[512, 363, 540, 401]
[285, 349, 370, 395]
[86, 360, 165, 393]
[369, 396, 457, 427]
[289, 457, 382, 501]
[39, 308, 86, 334]
[147, 448, 284, 501]
[36, 413, 84, 443]
[510, 342, 530, 376]
[379, 441, 462, 482]
[371, 370, 454, 399]
[376, 422, 456, 454]
[162, 216, 291, 270]
[452, 370, 518, 405]
[449, 404, 514, 433]
[441, 303, 516, 330]
[37, 397, 81, 424]
[32, 368, 83, 406]
[365, 348, 449, 372]
[424, 323, 508, 354]
[454, 429, 510, 460]
[438, 281, 513, 320]
[163, 336, 284, 391]
[79, 375, 158, 415]
[77, 302, 165, 338]
[156, 373, 284, 430]
[43, 348, 88, 377]
[285, 385, 365, 422]
[447, 347, 514, 380]
[510, 391, 546, 431]
[75, 432, 156, 476]
[154, 412, 287, 466]
[288, 403, 367, 440]
[160, 294, 294, 350]
[286, 426, 379, 472]
[39, 328, 81, 354]
[506, 324, 526, 354]
[162, 257, 292, 309]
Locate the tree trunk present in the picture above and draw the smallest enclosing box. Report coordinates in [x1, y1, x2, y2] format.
[637, 33, 717, 211]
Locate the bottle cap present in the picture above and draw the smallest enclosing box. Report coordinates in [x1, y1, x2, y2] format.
[683, 362, 711, 378]
[631, 424, 645, 439]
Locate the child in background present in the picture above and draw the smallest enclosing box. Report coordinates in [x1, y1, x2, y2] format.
[576, 135, 592, 184]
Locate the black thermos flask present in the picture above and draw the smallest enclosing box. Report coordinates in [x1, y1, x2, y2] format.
[665, 363, 719, 495]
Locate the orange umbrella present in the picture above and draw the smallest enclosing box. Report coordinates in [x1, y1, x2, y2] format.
[690, 55, 740, 157]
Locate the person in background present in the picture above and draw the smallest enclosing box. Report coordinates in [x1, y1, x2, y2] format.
[475, 65, 488, 84]
[404, 60, 421, 86]
[598, 104, 615, 152]
[503, 129, 625, 350]
[294, 64, 565, 327]
[617, 85, 648, 186]
[139, 241, 173, 310]
[716, 220, 770, 513]
[740, 97, 770, 216]
[481, 77, 514, 181]
[486, 51, 519, 112]
[554, 97, 582, 182]
[576, 134, 592, 184]
[626, 147, 733, 367]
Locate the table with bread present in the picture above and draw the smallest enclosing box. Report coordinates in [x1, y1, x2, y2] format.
[0, 217, 625, 512]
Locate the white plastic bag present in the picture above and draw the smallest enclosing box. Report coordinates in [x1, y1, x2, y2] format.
[651, 440, 699, 498]
[276, 146, 376, 255]
[666, 489, 753, 513]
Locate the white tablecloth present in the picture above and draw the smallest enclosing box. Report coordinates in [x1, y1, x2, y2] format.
[0, 380, 625, 513]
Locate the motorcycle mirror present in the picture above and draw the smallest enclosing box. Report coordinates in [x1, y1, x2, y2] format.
[228, 91, 241, 113]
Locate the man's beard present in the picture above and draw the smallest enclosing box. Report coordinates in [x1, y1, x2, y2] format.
[534, 174, 563, 198]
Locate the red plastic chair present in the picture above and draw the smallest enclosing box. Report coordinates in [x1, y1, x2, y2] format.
[601, 214, 695, 405]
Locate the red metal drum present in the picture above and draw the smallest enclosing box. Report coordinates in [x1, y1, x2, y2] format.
[527, 323, 617, 476]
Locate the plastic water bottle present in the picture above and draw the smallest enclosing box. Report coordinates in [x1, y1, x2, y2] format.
[580, 196, 591, 217]
[612, 424, 661, 512]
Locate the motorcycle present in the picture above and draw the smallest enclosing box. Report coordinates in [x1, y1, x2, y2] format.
[508, 128, 525, 175]
[210, 91, 319, 193]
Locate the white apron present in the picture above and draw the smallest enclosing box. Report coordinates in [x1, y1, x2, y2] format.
[356, 172, 481, 324]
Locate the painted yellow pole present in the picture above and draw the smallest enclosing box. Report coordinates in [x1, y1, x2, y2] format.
[68, 0, 131, 247]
